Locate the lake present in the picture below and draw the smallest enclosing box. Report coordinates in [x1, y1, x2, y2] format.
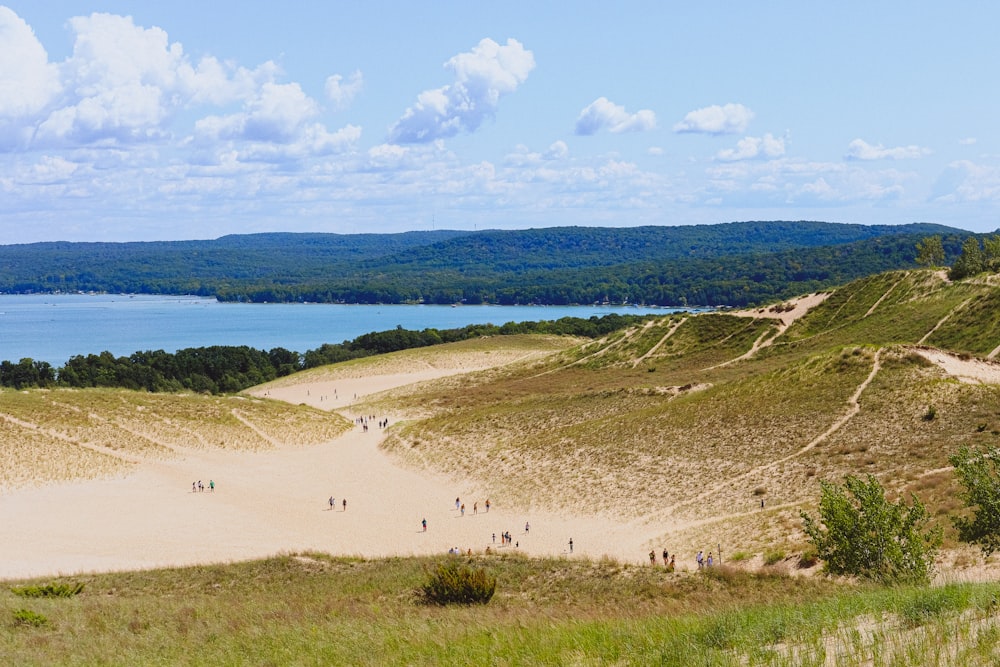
[0, 294, 674, 365]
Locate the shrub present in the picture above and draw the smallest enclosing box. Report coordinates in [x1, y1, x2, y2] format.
[950, 445, 1000, 555]
[801, 474, 942, 584]
[11, 582, 84, 598]
[12, 609, 48, 628]
[421, 561, 496, 605]
[923, 405, 937, 421]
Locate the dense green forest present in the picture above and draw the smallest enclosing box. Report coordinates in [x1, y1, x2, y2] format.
[0, 222, 972, 307]
[0, 314, 649, 394]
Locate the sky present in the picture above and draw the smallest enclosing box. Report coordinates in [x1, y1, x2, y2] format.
[1, 2, 999, 243]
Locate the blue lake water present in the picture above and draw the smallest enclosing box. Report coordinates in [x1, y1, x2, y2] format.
[0, 294, 674, 365]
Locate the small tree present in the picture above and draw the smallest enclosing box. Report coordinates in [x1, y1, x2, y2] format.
[801, 474, 941, 584]
[915, 235, 946, 268]
[950, 445, 1000, 555]
[948, 237, 986, 280]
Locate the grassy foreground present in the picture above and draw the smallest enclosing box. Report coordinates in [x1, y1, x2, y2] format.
[3, 553, 1000, 666]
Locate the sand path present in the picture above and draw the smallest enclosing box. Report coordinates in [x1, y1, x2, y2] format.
[0, 370, 652, 580]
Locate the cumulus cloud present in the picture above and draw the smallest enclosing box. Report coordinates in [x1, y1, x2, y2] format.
[716, 133, 785, 161]
[325, 70, 363, 109]
[387, 38, 535, 144]
[574, 97, 656, 135]
[931, 160, 1000, 202]
[845, 139, 930, 160]
[674, 103, 753, 134]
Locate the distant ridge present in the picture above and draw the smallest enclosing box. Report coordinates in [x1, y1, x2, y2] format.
[0, 221, 971, 307]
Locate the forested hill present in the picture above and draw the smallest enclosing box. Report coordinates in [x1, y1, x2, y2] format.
[0, 221, 972, 307]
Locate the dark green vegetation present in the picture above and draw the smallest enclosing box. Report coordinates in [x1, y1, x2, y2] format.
[421, 561, 497, 604]
[950, 444, 1000, 556]
[801, 474, 942, 584]
[3, 554, 1000, 665]
[0, 221, 973, 306]
[0, 314, 648, 391]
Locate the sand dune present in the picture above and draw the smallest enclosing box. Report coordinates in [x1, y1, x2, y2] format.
[0, 349, 667, 580]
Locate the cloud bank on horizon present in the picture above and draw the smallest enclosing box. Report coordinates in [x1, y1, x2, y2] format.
[0, 2, 998, 242]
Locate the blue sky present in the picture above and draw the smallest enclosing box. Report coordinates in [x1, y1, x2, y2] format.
[1, 2, 998, 243]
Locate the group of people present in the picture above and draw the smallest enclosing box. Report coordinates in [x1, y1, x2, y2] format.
[454, 496, 490, 514]
[695, 550, 715, 568]
[649, 548, 676, 571]
[355, 415, 388, 432]
[328, 496, 347, 511]
[191, 480, 214, 492]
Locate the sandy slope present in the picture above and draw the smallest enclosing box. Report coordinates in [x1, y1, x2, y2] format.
[0, 357, 660, 580]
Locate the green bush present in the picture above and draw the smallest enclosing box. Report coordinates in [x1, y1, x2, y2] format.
[12, 609, 48, 628]
[11, 582, 84, 598]
[421, 561, 496, 605]
[801, 474, 941, 584]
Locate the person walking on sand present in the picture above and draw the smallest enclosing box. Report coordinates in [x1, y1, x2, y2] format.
[662, 549, 668, 565]
[422, 518, 427, 532]
[329, 496, 335, 510]
[461, 503, 465, 516]
[569, 538, 573, 553]
[209, 480, 214, 492]
[707, 552, 714, 567]
[668, 555, 675, 572]
[342, 498, 347, 511]
[697, 551, 704, 569]
[455, 497, 460, 511]
[473, 502, 478, 515]
[525, 521, 530, 533]
[485, 499, 490, 513]
[649, 550, 656, 565]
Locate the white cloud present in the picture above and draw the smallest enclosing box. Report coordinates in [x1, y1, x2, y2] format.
[959, 137, 977, 146]
[674, 103, 753, 134]
[0, 8, 60, 119]
[931, 160, 1000, 202]
[387, 38, 535, 143]
[574, 97, 656, 135]
[325, 70, 363, 109]
[716, 133, 785, 161]
[845, 138, 930, 160]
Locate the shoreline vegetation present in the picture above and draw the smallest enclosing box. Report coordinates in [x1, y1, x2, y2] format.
[3, 264, 1000, 663]
[0, 313, 652, 393]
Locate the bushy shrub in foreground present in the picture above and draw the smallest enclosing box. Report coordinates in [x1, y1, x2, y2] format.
[421, 561, 496, 605]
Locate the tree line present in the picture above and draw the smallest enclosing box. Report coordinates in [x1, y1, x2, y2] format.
[0, 314, 651, 394]
[0, 222, 969, 308]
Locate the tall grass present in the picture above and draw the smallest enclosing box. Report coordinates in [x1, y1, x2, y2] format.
[2, 555, 998, 665]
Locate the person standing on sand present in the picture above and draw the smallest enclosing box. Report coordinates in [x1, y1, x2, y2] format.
[649, 550, 656, 565]
[455, 497, 460, 511]
[473, 502, 478, 515]
[707, 552, 714, 567]
[697, 551, 704, 568]
[525, 521, 530, 533]
[209, 480, 214, 492]
[422, 518, 427, 532]
[668, 555, 675, 572]
[485, 499, 490, 513]
[662, 549, 668, 565]
[461, 503, 465, 516]
[569, 538, 573, 553]
[329, 496, 335, 510]
[342, 498, 347, 511]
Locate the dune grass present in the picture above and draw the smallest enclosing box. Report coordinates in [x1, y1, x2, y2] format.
[3, 553, 999, 665]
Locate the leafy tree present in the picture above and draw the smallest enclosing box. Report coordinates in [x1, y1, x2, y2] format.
[915, 235, 945, 267]
[950, 445, 1000, 555]
[801, 474, 941, 584]
[984, 234, 1000, 272]
[949, 237, 986, 280]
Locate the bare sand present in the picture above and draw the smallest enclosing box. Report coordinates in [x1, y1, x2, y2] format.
[0, 366, 663, 580]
